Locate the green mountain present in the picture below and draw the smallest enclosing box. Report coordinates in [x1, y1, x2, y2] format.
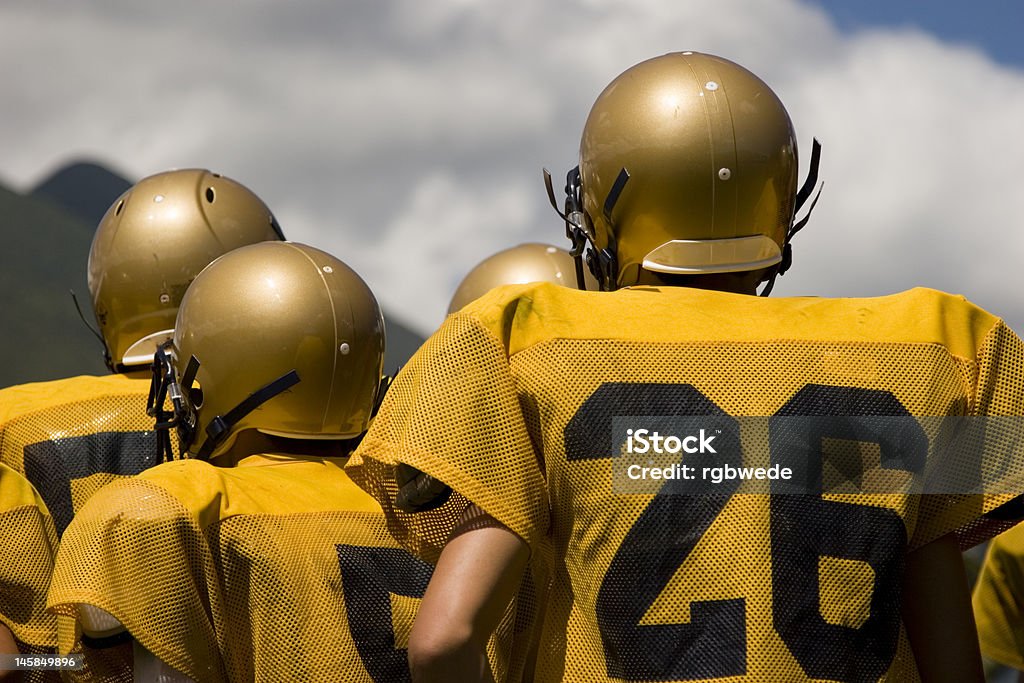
[0, 180, 110, 387]
[30, 160, 132, 229]
[1, 161, 425, 389]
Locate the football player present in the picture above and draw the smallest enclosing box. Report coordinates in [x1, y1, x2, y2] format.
[972, 525, 1024, 680]
[0, 169, 282, 668]
[49, 242, 493, 682]
[349, 51, 1023, 681]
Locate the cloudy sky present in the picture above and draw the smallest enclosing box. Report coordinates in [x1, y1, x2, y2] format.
[2, 0, 1023, 336]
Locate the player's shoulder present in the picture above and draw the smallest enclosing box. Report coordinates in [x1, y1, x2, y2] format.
[66, 457, 280, 533]
[0, 462, 48, 512]
[837, 287, 1007, 352]
[134, 454, 382, 519]
[868, 287, 998, 322]
[0, 371, 151, 422]
[746, 288, 1008, 359]
[69, 461, 199, 528]
[435, 281, 599, 352]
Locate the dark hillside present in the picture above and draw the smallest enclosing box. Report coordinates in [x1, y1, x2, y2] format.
[0, 183, 109, 387]
[29, 160, 132, 228]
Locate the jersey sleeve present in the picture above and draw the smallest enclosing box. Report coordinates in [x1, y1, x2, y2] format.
[914, 319, 1024, 550]
[48, 475, 228, 682]
[973, 523, 1024, 670]
[0, 463, 58, 649]
[349, 311, 549, 563]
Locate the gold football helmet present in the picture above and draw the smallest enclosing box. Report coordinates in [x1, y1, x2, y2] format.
[447, 243, 599, 314]
[88, 169, 285, 371]
[149, 241, 385, 461]
[554, 51, 819, 292]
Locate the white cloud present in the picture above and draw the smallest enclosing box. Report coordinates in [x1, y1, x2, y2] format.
[773, 29, 1024, 328]
[333, 170, 536, 330]
[2, 0, 1023, 335]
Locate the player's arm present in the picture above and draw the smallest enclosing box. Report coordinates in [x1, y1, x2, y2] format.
[0, 623, 20, 682]
[901, 532, 984, 682]
[77, 605, 196, 683]
[408, 505, 529, 683]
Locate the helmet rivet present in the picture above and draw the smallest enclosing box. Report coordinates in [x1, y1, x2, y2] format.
[339, 343, 350, 355]
[322, 266, 333, 273]
[159, 293, 171, 304]
[718, 168, 732, 181]
[705, 81, 719, 91]
[154, 194, 165, 203]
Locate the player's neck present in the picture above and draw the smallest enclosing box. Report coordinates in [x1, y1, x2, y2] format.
[219, 429, 356, 464]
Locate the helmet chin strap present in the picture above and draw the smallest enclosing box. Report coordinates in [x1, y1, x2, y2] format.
[148, 347, 302, 462]
[195, 369, 301, 461]
[585, 247, 618, 291]
[759, 138, 824, 298]
[148, 346, 201, 462]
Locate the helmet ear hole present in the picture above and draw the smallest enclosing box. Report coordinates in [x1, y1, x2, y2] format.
[205, 187, 216, 203]
[189, 386, 204, 409]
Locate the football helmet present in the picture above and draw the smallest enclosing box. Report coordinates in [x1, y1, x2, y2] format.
[557, 51, 819, 291]
[88, 169, 285, 371]
[148, 241, 385, 461]
[448, 243, 598, 314]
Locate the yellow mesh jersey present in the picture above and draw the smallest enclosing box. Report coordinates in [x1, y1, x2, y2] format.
[0, 371, 176, 536]
[0, 463, 58, 650]
[973, 523, 1024, 670]
[350, 283, 1024, 683]
[50, 454, 482, 683]
[0, 372, 174, 681]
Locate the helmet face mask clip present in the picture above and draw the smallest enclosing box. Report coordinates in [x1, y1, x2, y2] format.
[147, 341, 197, 462]
[542, 166, 595, 290]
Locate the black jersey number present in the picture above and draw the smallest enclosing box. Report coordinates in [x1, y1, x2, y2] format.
[564, 383, 928, 682]
[23, 431, 160, 536]
[336, 544, 434, 683]
[769, 384, 926, 681]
